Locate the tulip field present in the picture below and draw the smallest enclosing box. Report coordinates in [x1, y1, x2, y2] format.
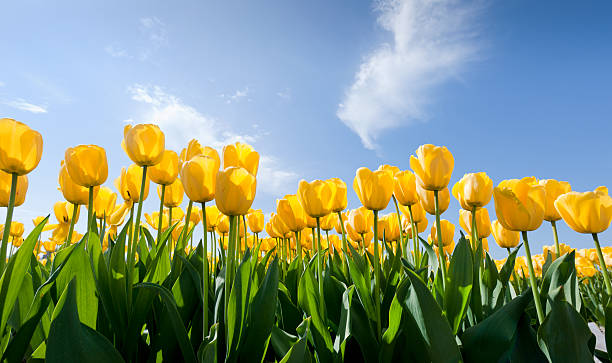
[1, 118, 612, 362]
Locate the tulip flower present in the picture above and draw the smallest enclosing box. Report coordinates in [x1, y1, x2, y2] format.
[353, 167, 394, 211]
[555, 187, 612, 294]
[347, 207, 374, 235]
[64, 145, 108, 188]
[91, 186, 116, 220]
[122, 124, 165, 167]
[429, 220, 455, 247]
[60, 161, 94, 206]
[206, 205, 220, 231]
[297, 179, 334, 218]
[417, 183, 450, 215]
[394, 170, 421, 261]
[247, 209, 264, 234]
[410, 144, 454, 192]
[452, 172, 494, 211]
[148, 150, 179, 186]
[491, 220, 520, 249]
[493, 178, 546, 323]
[0, 171, 28, 207]
[319, 213, 335, 231]
[222, 142, 259, 176]
[161, 179, 184, 209]
[459, 208, 491, 240]
[180, 155, 219, 204]
[403, 217, 428, 238]
[537, 179, 571, 258]
[215, 167, 256, 217]
[378, 213, 401, 242]
[180, 139, 220, 165]
[115, 165, 150, 204]
[277, 194, 307, 265]
[0, 119, 43, 269]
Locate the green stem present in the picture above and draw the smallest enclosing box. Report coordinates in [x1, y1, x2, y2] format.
[128, 165, 148, 304]
[201, 202, 209, 339]
[182, 201, 193, 253]
[373, 210, 382, 341]
[65, 203, 78, 246]
[0, 173, 18, 271]
[392, 196, 405, 259]
[407, 205, 419, 265]
[551, 220, 560, 259]
[295, 231, 302, 270]
[87, 186, 94, 249]
[337, 211, 349, 276]
[507, 248, 520, 294]
[522, 231, 545, 324]
[100, 216, 106, 247]
[157, 184, 166, 247]
[592, 233, 612, 295]
[315, 217, 325, 315]
[434, 190, 447, 285]
[225, 215, 237, 338]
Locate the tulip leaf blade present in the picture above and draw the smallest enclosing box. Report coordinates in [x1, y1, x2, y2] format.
[444, 235, 473, 334]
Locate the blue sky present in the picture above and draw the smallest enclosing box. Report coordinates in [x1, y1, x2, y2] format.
[1, 0, 611, 259]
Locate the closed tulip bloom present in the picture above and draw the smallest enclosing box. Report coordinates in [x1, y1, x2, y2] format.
[353, 167, 394, 211]
[180, 155, 219, 203]
[206, 205, 220, 230]
[328, 178, 348, 212]
[8, 221, 24, 238]
[459, 208, 492, 239]
[189, 206, 203, 225]
[403, 217, 428, 238]
[247, 209, 265, 233]
[417, 183, 450, 215]
[493, 179, 546, 231]
[305, 214, 317, 229]
[115, 165, 150, 203]
[54, 201, 80, 224]
[0, 171, 28, 207]
[59, 162, 94, 205]
[399, 202, 427, 223]
[347, 206, 374, 235]
[216, 214, 230, 234]
[538, 179, 571, 221]
[410, 144, 454, 191]
[223, 142, 259, 176]
[394, 170, 419, 206]
[161, 179, 184, 208]
[43, 241, 56, 253]
[123, 124, 165, 166]
[276, 194, 307, 232]
[0, 118, 43, 175]
[554, 188, 612, 234]
[149, 150, 179, 185]
[334, 211, 347, 234]
[377, 164, 400, 179]
[378, 213, 400, 242]
[91, 186, 116, 219]
[180, 139, 220, 166]
[319, 213, 335, 231]
[452, 172, 493, 210]
[429, 219, 455, 247]
[298, 179, 334, 218]
[215, 167, 257, 216]
[64, 145, 108, 187]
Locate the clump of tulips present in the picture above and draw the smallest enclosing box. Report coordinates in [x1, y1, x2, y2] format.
[0, 117, 611, 362]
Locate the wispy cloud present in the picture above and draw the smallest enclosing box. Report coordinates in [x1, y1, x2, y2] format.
[276, 88, 291, 100]
[105, 45, 131, 59]
[126, 84, 298, 193]
[140, 17, 168, 47]
[337, 0, 483, 149]
[2, 98, 47, 114]
[105, 16, 168, 61]
[219, 87, 250, 104]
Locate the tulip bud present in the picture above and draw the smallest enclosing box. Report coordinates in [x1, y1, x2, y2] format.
[180, 155, 219, 203]
[334, 212, 347, 234]
[222, 142, 259, 176]
[459, 208, 492, 239]
[161, 179, 184, 208]
[319, 213, 335, 231]
[378, 213, 400, 242]
[59, 161, 96, 205]
[216, 213, 230, 234]
[452, 172, 493, 210]
[417, 182, 450, 215]
[91, 186, 116, 220]
[353, 167, 394, 211]
[410, 144, 454, 191]
[64, 145, 108, 187]
[394, 170, 419, 206]
[493, 179, 545, 231]
[328, 178, 348, 212]
[205, 205, 220, 231]
[180, 139, 220, 166]
[123, 124, 165, 167]
[215, 167, 256, 216]
[429, 219, 455, 247]
[347, 206, 374, 235]
[247, 209, 264, 233]
[538, 179, 571, 221]
[7, 221, 24, 238]
[0, 118, 43, 175]
[0, 171, 28, 207]
[276, 194, 307, 232]
[298, 179, 334, 218]
[149, 150, 179, 185]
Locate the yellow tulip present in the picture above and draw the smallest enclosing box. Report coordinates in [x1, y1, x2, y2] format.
[378, 213, 400, 242]
[59, 161, 94, 205]
[216, 213, 230, 234]
[149, 150, 179, 185]
[353, 167, 393, 211]
[0, 118, 43, 175]
[206, 205, 220, 231]
[319, 213, 335, 231]
[6, 221, 24, 238]
[54, 201, 80, 224]
[429, 219, 455, 247]
[145, 212, 170, 231]
[161, 179, 184, 208]
[334, 212, 347, 234]
[64, 145, 108, 187]
[417, 183, 449, 215]
[394, 170, 419, 206]
[298, 179, 334, 218]
[459, 208, 491, 239]
[491, 220, 520, 249]
[122, 124, 165, 167]
[377, 164, 400, 179]
[180, 139, 220, 166]
[189, 206, 202, 225]
[347, 206, 373, 235]
[452, 172, 493, 210]
[493, 179, 546, 231]
[91, 186, 116, 220]
[328, 178, 348, 212]
[247, 209, 264, 233]
[538, 179, 571, 221]
[180, 155, 219, 203]
[43, 240, 56, 253]
[107, 202, 131, 226]
[305, 214, 317, 229]
[276, 194, 306, 232]
[115, 164, 150, 203]
[403, 217, 428, 238]
[0, 171, 27, 207]
[554, 189, 612, 234]
[222, 141, 259, 176]
[409, 144, 454, 191]
[215, 167, 256, 216]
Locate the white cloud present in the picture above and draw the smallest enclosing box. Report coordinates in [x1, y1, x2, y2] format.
[2, 98, 47, 114]
[337, 0, 482, 149]
[220, 87, 250, 104]
[139, 16, 168, 48]
[105, 16, 168, 61]
[276, 88, 291, 100]
[126, 84, 297, 193]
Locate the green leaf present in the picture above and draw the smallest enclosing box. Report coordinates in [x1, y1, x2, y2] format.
[0, 216, 48, 336]
[606, 301, 612, 361]
[346, 241, 376, 322]
[46, 278, 124, 363]
[226, 256, 253, 362]
[537, 298, 595, 363]
[336, 285, 378, 363]
[279, 334, 311, 363]
[540, 251, 581, 313]
[444, 235, 473, 333]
